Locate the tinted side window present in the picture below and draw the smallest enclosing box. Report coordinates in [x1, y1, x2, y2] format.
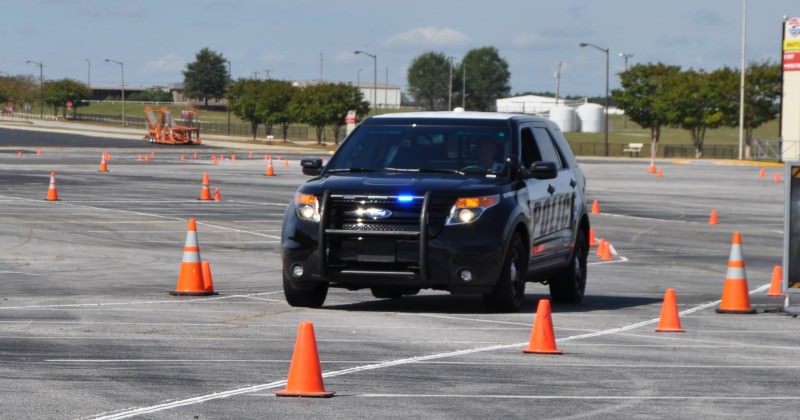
[520, 127, 542, 168]
[532, 127, 563, 170]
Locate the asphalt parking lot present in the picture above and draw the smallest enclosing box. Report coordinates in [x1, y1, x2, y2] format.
[1, 125, 798, 419]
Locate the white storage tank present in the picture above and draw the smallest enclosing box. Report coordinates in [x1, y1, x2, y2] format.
[549, 105, 577, 132]
[577, 103, 605, 133]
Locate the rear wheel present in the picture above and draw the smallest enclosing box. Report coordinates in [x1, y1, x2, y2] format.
[283, 272, 328, 308]
[483, 234, 527, 312]
[549, 229, 588, 304]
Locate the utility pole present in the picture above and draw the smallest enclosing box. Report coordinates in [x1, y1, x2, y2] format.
[461, 64, 466, 109]
[320, 52, 324, 82]
[384, 65, 388, 108]
[448, 56, 454, 111]
[555, 61, 562, 106]
[227, 60, 231, 136]
[618, 52, 634, 128]
[85, 58, 91, 88]
[25, 60, 44, 119]
[105, 58, 125, 126]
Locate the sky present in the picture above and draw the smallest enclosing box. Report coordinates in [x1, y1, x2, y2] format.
[0, 0, 795, 97]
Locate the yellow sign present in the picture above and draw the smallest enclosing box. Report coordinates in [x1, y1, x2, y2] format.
[786, 17, 800, 51]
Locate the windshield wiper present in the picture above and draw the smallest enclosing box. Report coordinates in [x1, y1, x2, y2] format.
[416, 168, 466, 175]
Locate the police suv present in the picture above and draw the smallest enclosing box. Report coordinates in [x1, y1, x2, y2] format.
[281, 111, 590, 312]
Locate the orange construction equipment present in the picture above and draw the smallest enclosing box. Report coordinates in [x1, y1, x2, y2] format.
[213, 187, 221, 202]
[522, 299, 562, 354]
[171, 218, 216, 296]
[199, 172, 212, 201]
[143, 106, 202, 145]
[716, 231, 756, 314]
[275, 322, 335, 398]
[768, 265, 784, 297]
[265, 157, 275, 176]
[588, 228, 597, 247]
[98, 154, 109, 172]
[708, 209, 719, 225]
[46, 171, 59, 201]
[591, 199, 600, 214]
[201, 261, 215, 293]
[655, 288, 685, 332]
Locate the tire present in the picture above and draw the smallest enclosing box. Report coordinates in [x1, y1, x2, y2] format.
[549, 229, 588, 304]
[283, 272, 328, 308]
[483, 234, 527, 312]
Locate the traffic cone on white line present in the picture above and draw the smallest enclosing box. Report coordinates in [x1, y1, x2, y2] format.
[171, 219, 216, 296]
[46, 171, 59, 201]
[716, 231, 756, 314]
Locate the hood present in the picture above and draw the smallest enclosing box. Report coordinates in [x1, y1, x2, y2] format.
[299, 172, 508, 197]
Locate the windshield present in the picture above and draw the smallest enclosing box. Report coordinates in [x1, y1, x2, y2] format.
[325, 124, 513, 176]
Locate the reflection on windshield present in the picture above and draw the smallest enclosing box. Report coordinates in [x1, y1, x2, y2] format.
[325, 124, 512, 176]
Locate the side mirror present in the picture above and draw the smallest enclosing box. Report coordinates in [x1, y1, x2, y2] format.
[527, 161, 558, 180]
[301, 158, 323, 176]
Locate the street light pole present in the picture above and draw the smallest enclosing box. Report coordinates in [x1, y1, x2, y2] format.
[448, 56, 454, 111]
[354, 50, 377, 111]
[85, 58, 91, 89]
[227, 60, 232, 136]
[105, 58, 125, 126]
[618, 52, 633, 128]
[25, 60, 44, 119]
[579, 42, 610, 157]
[357, 68, 362, 86]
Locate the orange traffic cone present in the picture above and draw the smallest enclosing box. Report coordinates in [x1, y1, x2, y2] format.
[284, 159, 289, 167]
[98, 155, 109, 172]
[193, 152, 198, 159]
[36, 149, 41, 156]
[199, 172, 212, 201]
[596, 239, 605, 258]
[648, 160, 656, 174]
[768, 265, 784, 297]
[265, 157, 275, 176]
[588, 228, 597, 247]
[708, 209, 719, 225]
[150, 151, 155, 158]
[201, 260, 215, 293]
[46, 171, 59, 201]
[144, 155, 150, 162]
[591, 200, 600, 214]
[655, 288, 684, 332]
[212, 156, 218, 165]
[17, 151, 22, 157]
[171, 218, 216, 296]
[138, 154, 143, 161]
[522, 299, 562, 354]
[656, 168, 663, 177]
[248, 152, 253, 159]
[180, 154, 185, 161]
[716, 231, 756, 314]
[231, 154, 237, 161]
[600, 240, 613, 261]
[759, 167, 766, 177]
[213, 187, 221, 202]
[775, 172, 782, 183]
[275, 322, 335, 397]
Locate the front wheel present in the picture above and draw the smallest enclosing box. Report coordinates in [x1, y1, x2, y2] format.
[483, 234, 527, 312]
[283, 272, 328, 308]
[549, 229, 588, 304]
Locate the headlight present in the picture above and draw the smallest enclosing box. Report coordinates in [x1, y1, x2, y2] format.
[295, 193, 320, 222]
[446, 194, 500, 225]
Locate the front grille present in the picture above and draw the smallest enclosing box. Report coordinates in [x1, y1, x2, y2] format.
[341, 223, 419, 232]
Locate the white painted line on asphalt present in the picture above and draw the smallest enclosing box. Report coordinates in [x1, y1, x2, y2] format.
[87, 283, 773, 420]
[0, 291, 283, 310]
[357, 394, 800, 401]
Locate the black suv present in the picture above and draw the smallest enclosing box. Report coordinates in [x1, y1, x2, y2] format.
[281, 111, 589, 312]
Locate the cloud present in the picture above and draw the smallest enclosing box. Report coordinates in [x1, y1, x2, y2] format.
[512, 33, 548, 48]
[383, 26, 470, 47]
[143, 54, 185, 74]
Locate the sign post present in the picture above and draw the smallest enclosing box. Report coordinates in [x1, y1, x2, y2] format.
[784, 162, 800, 313]
[345, 110, 357, 137]
[781, 17, 800, 161]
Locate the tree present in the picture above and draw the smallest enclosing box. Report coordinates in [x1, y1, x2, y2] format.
[290, 84, 331, 144]
[227, 79, 262, 140]
[407, 52, 451, 110]
[325, 83, 370, 145]
[183, 48, 228, 106]
[257, 80, 297, 141]
[42, 79, 90, 118]
[715, 61, 781, 159]
[455, 47, 511, 111]
[665, 69, 726, 158]
[612, 63, 682, 159]
[0, 75, 37, 111]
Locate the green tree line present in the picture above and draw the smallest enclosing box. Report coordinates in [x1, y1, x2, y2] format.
[612, 61, 781, 159]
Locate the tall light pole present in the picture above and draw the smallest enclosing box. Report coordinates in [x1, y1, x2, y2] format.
[357, 68, 362, 86]
[25, 60, 44, 119]
[105, 58, 125, 126]
[227, 60, 231, 136]
[448, 56, 454, 110]
[737, 0, 747, 160]
[580, 42, 610, 157]
[618, 52, 633, 128]
[354, 50, 377, 111]
[85, 58, 91, 89]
